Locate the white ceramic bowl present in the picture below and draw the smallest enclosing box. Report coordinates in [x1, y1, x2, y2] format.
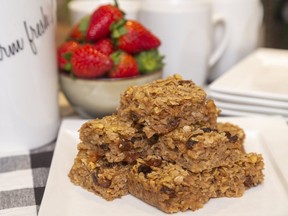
[60, 71, 163, 118]
[68, 0, 142, 25]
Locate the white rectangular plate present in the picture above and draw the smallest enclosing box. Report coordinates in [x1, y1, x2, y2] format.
[213, 100, 288, 117]
[209, 91, 288, 109]
[209, 48, 288, 102]
[39, 117, 288, 216]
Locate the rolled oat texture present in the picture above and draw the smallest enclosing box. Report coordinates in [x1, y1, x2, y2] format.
[68, 75, 265, 212]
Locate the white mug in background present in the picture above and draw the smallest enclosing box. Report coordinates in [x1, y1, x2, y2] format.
[208, 0, 263, 82]
[139, 0, 228, 86]
[68, 0, 141, 25]
[0, 0, 60, 152]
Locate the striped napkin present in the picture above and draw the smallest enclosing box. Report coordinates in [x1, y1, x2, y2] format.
[0, 142, 55, 216]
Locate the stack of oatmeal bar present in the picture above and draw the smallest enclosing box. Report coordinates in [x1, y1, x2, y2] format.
[69, 75, 264, 213]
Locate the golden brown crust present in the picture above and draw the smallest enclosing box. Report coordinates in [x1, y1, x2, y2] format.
[150, 122, 246, 173]
[117, 75, 220, 138]
[128, 153, 264, 213]
[79, 115, 149, 163]
[68, 150, 129, 201]
[68, 75, 265, 211]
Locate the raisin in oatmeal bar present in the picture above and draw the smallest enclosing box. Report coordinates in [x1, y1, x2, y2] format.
[69, 150, 129, 201]
[128, 154, 264, 213]
[151, 122, 246, 173]
[117, 74, 220, 138]
[79, 114, 150, 164]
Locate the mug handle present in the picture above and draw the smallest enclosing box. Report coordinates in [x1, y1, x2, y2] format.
[208, 14, 229, 67]
[257, 0, 264, 27]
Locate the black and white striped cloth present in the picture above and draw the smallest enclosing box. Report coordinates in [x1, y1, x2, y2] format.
[0, 142, 55, 216]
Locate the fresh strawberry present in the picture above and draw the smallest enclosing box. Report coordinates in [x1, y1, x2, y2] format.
[86, 3, 123, 42]
[134, 49, 164, 74]
[71, 44, 113, 78]
[67, 16, 90, 42]
[109, 51, 139, 78]
[112, 20, 161, 54]
[57, 41, 79, 71]
[94, 38, 114, 55]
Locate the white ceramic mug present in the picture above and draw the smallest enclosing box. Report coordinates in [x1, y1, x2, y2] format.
[68, 0, 142, 25]
[139, 0, 228, 86]
[0, 0, 60, 152]
[208, 0, 263, 82]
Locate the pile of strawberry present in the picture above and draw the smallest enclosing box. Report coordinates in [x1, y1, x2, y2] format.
[57, 1, 164, 79]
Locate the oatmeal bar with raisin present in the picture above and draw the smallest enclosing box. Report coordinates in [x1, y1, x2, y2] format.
[69, 150, 129, 201]
[79, 114, 151, 164]
[128, 154, 264, 213]
[151, 122, 245, 173]
[213, 153, 265, 198]
[117, 75, 220, 138]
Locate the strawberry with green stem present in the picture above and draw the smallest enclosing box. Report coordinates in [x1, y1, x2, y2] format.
[86, 0, 124, 42]
[111, 19, 161, 54]
[67, 16, 90, 43]
[134, 49, 164, 74]
[109, 50, 139, 78]
[71, 44, 113, 78]
[57, 41, 79, 71]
